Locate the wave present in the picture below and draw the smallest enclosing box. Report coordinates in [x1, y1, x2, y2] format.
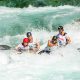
[0, 5, 80, 80]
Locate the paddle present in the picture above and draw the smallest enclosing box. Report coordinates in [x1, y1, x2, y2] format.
[0, 45, 11, 50]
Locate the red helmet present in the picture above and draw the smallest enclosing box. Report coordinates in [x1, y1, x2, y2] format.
[23, 38, 29, 43]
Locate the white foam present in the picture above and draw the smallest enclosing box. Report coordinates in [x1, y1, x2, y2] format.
[0, 5, 80, 80]
[0, 51, 10, 65]
[0, 5, 78, 15]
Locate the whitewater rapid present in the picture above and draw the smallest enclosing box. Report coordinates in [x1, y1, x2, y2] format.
[0, 5, 80, 80]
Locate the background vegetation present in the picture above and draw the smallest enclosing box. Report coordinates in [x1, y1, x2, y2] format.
[0, 0, 80, 8]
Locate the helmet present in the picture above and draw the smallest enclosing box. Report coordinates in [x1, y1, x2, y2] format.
[23, 38, 29, 43]
[52, 36, 57, 44]
[52, 36, 57, 40]
[26, 32, 32, 37]
[58, 26, 63, 30]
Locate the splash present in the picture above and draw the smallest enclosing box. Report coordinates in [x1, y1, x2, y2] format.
[0, 5, 80, 80]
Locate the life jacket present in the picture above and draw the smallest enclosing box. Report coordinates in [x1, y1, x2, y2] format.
[17, 43, 29, 52]
[27, 37, 37, 49]
[28, 42, 36, 49]
[51, 40, 57, 46]
[57, 32, 67, 46]
[45, 40, 58, 51]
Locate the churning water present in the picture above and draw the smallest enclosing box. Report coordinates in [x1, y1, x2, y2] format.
[0, 5, 80, 80]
